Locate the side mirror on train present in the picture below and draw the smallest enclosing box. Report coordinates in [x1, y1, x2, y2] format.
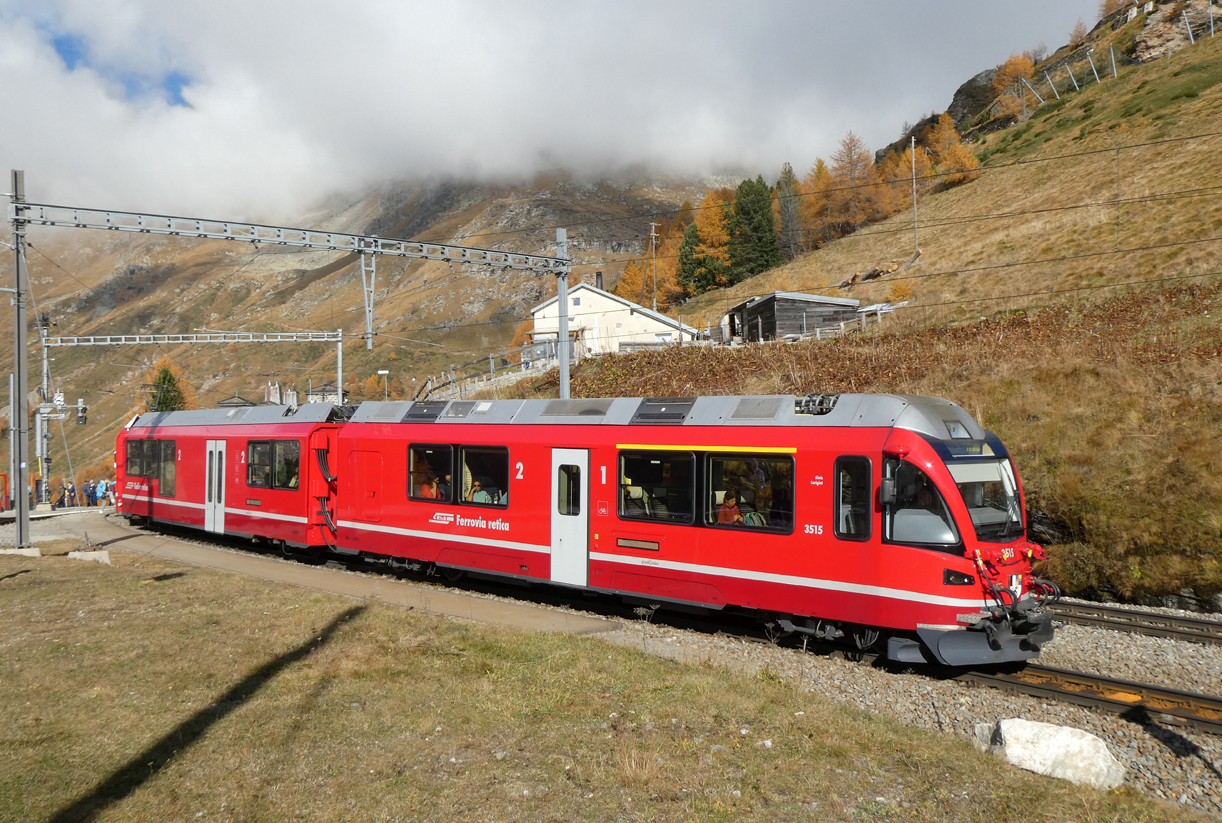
[879, 478, 896, 505]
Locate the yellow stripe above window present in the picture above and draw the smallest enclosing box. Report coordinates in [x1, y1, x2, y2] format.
[616, 444, 797, 454]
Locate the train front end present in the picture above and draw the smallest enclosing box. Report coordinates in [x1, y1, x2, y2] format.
[878, 398, 1058, 667]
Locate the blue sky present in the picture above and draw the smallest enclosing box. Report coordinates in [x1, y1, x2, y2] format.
[49, 24, 189, 106]
[0, 0, 1103, 220]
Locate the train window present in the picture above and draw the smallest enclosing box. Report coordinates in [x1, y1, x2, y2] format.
[273, 441, 301, 490]
[247, 440, 299, 490]
[883, 459, 960, 550]
[460, 446, 509, 507]
[557, 464, 581, 516]
[159, 441, 177, 497]
[409, 443, 453, 503]
[704, 454, 794, 532]
[125, 440, 161, 481]
[247, 442, 272, 488]
[833, 457, 870, 540]
[617, 451, 694, 524]
[126, 440, 146, 478]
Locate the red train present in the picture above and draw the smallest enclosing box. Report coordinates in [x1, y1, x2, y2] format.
[116, 393, 1057, 666]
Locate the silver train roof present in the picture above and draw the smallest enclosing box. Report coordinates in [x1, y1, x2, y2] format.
[127, 395, 986, 443]
[130, 402, 341, 430]
[350, 394, 987, 442]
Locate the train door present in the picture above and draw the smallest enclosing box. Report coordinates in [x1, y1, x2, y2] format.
[349, 450, 383, 523]
[204, 439, 226, 534]
[550, 448, 588, 586]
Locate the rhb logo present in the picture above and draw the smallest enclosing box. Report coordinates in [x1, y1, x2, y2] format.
[429, 512, 455, 526]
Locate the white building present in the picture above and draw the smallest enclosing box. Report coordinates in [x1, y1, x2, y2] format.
[530, 282, 699, 358]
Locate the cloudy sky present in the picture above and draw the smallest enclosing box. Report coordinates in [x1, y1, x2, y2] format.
[0, 0, 1100, 222]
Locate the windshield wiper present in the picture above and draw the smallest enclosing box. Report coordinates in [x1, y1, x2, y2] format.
[999, 503, 1023, 538]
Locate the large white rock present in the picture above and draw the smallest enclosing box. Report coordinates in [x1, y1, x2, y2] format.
[67, 550, 111, 565]
[977, 719, 1125, 790]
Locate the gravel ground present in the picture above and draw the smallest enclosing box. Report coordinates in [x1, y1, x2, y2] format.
[8, 515, 1222, 815]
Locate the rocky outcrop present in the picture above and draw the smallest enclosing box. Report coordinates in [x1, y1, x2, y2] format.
[874, 67, 997, 165]
[948, 68, 998, 127]
[1135, 0, 1216, 62]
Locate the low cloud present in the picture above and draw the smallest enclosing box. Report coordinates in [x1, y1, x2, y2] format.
[0, 0, 1098, 222]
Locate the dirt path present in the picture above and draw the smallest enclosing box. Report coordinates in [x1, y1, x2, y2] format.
[33, 511, 621, 637]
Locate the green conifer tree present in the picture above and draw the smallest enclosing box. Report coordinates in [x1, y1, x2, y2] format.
[728, 176, 782, 282]
[676, 222, 700, 295]
[775, 163, 805, 260]
[148, 366, 186, 412]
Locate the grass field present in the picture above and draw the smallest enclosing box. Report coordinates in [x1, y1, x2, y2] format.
[0, 549, 1209, 823]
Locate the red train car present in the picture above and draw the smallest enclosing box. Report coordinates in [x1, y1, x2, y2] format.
[116, 393, 1056, 667]
[116, 403, 343, 551]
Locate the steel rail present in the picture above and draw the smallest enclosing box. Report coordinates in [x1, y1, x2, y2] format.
[958, 663, 1222, 736]
[1054, 601, 1222, 646]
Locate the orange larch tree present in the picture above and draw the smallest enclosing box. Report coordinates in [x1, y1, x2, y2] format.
[802, 158, 835, 248]
[992, 53, 1035, 99]
[691, 190, 732, 293]
[613, 259, 648, 306]
[1069, 18, 1090, 46]
[937, 143, 982, 188]
[827, 131, 888, 234]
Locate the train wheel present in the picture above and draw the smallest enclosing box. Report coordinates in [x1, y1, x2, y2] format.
[440, 566, 465, 582]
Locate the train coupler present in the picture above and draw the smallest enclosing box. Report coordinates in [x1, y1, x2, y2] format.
[887, 608, 1056, 667]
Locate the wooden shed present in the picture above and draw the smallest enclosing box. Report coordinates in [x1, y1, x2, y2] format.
[720, 292, 860, 342]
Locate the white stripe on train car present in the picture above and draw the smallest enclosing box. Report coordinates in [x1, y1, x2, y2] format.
[589, 551, 990, 610]
[128, 497, 307, 525]
[338, 520, 550, 555]
[133, 497, 205, 510]
[224, 508, 309, 524]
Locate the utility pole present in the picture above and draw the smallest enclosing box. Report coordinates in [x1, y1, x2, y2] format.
[9, 171, 30, 545]
[336, 328, 344, 405]
[8, 374, 14, 512]
[35, 313, 53, 505]
[556, 228, 569, 399]
[911, 136, 919, 257]
[649, 221, 660, 312]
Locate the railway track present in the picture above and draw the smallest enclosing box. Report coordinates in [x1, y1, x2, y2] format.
[1054, 601, 1222, 646]
[957, 664, 1222, 737]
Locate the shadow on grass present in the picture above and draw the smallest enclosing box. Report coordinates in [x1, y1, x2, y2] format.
[44, 604, 366, 823]
[1, 569, 33, 582]
[90, 534, 142, 549]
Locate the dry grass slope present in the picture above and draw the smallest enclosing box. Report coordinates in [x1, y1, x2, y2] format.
[0, 550, 1208, 822]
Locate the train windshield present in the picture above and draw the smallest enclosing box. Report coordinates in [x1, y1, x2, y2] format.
[947, 459, 1023, 542]
[883, 459, 960, 551]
